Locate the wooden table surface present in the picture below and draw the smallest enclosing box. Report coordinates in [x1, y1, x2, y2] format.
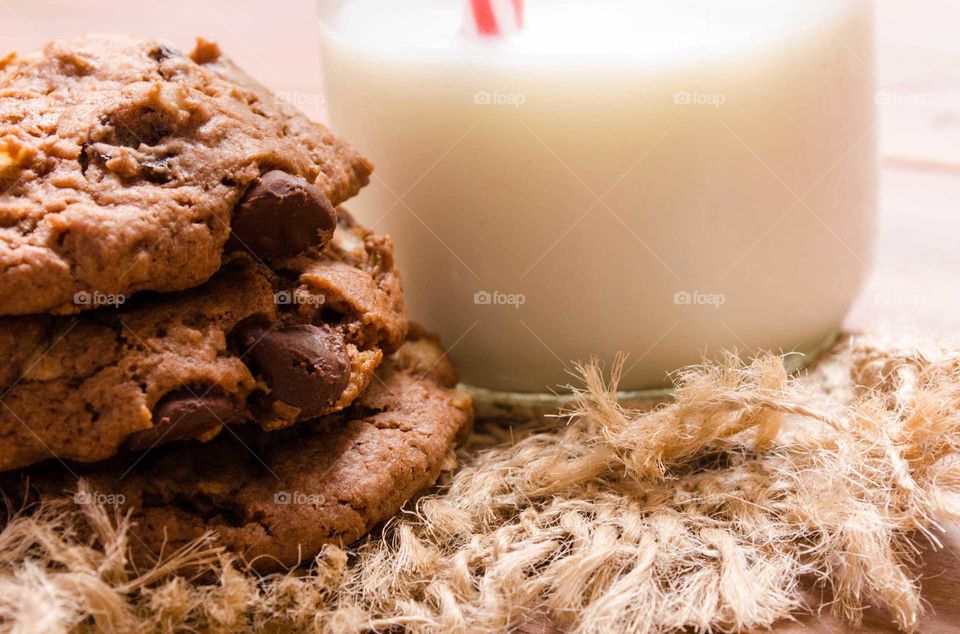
[2, 1, 958, 631]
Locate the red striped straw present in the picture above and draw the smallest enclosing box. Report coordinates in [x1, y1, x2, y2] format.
[466, 0, 524, 37]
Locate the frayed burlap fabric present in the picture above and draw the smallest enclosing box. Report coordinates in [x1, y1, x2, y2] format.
[2, 332, 959, 633]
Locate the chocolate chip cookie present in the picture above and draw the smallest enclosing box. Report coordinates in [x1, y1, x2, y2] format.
[17, 327, 472, 572]
[0, 34, 373, 316]
[0, 211, 405, 472]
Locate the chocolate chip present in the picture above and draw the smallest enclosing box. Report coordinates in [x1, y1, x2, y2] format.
[127, 389, 237, 450]
[148, 45, 181, 63]
[236, 324, 350, 418]
[107, 107, 174, 148]
[140, 155, 173, 184]
[226, 170, 337, 261]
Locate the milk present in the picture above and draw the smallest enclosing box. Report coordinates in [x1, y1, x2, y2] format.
[318, 0, 876, 393]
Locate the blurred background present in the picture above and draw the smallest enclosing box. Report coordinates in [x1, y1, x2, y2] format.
[1, 0, 958, 338]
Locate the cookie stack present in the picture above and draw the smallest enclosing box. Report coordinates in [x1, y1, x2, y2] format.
[0, 35, 472, 569]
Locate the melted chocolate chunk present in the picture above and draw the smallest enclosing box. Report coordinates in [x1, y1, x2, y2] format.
[227, 170, 337, 261]
[129, 388, 237, 450]
[236, 323, 350, 418]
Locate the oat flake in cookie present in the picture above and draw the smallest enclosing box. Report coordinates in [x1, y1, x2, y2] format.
[17, 328, 473, 572]
[0, 34, 372, 316]
[0, 212, 406, 472]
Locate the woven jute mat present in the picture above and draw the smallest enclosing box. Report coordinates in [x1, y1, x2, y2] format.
[1, 331, 959, 633]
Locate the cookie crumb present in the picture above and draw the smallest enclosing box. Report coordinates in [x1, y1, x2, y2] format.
[0, 52, 15, 72]
[190, 37, 221, 65]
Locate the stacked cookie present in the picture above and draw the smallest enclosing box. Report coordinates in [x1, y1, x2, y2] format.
[0, 35, 472, 570]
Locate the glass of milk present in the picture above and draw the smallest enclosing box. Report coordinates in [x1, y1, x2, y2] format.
[317, 0, 877, 409]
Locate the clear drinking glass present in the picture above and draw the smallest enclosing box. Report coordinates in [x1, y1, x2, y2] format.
[317, 0, 877, 417]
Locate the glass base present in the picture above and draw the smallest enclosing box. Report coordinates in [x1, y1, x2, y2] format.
[463, 330, 841, 421]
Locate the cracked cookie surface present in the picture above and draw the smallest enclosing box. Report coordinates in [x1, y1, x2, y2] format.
[17, 327, 472, 571]
[0, 34, 372, 316]
[0, 211, 406, 471]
